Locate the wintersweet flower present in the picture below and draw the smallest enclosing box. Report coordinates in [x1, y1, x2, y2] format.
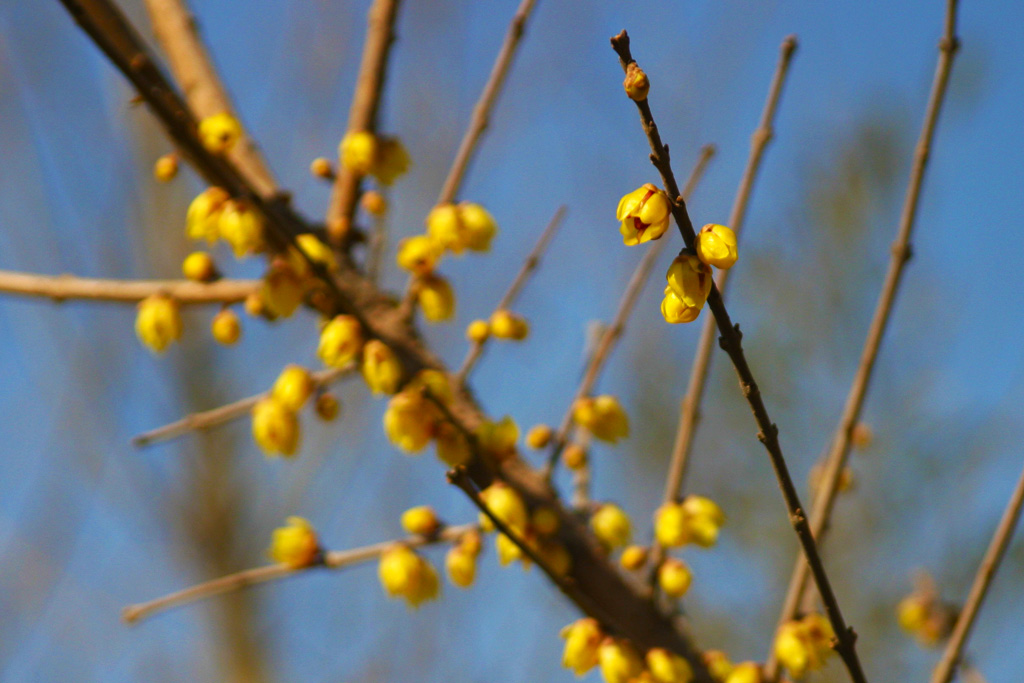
[219, 199, 264, 258]
[682, 495, 725, 548]
[314, 393, 341, 421]
[458, 202, 498, 252]
[362, 339, 402, 395]
[654, 503, 690, 547]
[646, 648, 694, 683]
[135, 294, 182, 354]
[489, 309, 528, 340]
[476, 415, 519, 461]
[211, 309, 241, 345]
[378, 544, 439, 608]
[617, 183, 671, 245]
[373, 136, 411, 185]
[590, 503, 632, 549]
[153, 153, 178, 182]
[186, 187, 229, 243]
[417, 274, 455, 322]
[495, 532, 523, 566]
[339, 130, 377, 175]
[396, 234, 443, 275]
[434, 421, 471, 467]
[295, 233, 338, 272]
[401, 506, 440, 536]
[272, 365, 314, 411]
[445, 545, 477, 588]
[477, 482, 527, 532]
[703, 651, 734, 682]
[198, 112, 241, 154]
[598, 638, 644, 683]
[466, 319, 490, 342]
[525, 424, 553, 449]
[426, 204, 465, 253]
[572, 395, 629, 443]
[658, 558, 693, 598]
[620, 545, 648, 571]
[182, 251, 218, 283]
[317, 315, 363, 368]
[560, 618, 603, 676]
[251, 396, 299, 457]
[724, 662, 762, 683]
[383, 390, 435, 453]
[268, 516, 319, 569]
[696, 223, 739, 269]
[623, 63, 650, 101]
[259, 262, 304, 318]
[663, 253, 712, 323]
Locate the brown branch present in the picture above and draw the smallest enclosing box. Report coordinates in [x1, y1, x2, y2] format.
[650, 34, 797, 579]
[611, 31, 868, 683]
[543, 145, 715, 478]
[0, 270, 257, 305]
[436, 0, 538, 205]
[325, 0, 402, 243]
[454, 205, 567, 384]
[131, 365, 354, 448]
[123, 523, 478, 624]
[143, 0, 276, 195]
[763, 4, 959, 678]
[930, 459, 1024, 683]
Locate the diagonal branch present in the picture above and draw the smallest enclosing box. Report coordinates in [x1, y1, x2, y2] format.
[763, 3, 960, 678]
[611, 31, 868, 683]
[0, 270, 256, 305]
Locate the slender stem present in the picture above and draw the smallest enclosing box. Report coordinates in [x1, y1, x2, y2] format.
[611, 31, 868, 683]
[455, 205, 567, 384]
[325, 0, 402, 243]
[0, 270, 256, 305]
[143, 0, 276, 195]
[763, 4, 959, 678]
[131, 365, 354, 448]
[123, 523, 478, 624]
[930, 459, 1024, 683]
[542, 145, 715, 479]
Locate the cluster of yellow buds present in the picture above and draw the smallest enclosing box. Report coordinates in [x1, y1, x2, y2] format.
[426, 202, 498, 254]
[489, 309, 529, 340]
[773, 613, 835, 679]
[397, 235, 443, 276]
[339, 131, 411, 185]
[268, 516, 320, 569]
[590, 503, 632, 550]
[560, 621, 694, 683]
[198, 112, 242, 154]
[617, 184, 672, 245]
[382, 370, 457, 458]
[135, 294, 183, 354]
[654, 495, 725, 548]
[476, 482, 570, 575]
[377, 544, 439, 608]
[572, 395, 629, 443]
[251, 365, 317, 457]
[662, 253, 713, 324]
[185, 187, 265, 260]
[896, 581, 956, 646]
[445, 529, 482, 588]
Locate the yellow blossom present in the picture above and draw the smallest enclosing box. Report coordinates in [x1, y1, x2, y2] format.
[401, 506, 440, 536]
[244, 292, 267, 318]
[572, 395, 629, 443]
[563, 443, 588, 470]
[417, 274, 455, 322]
[373, 136, 411, 185]
[897, 595, 929, 634]
[495, 532, 523, 566]
[182, 251, 218, 283]
[362, 339, 402, 395]
[295, 233, 338, 272]
[445, 546, 476, 588]
[696, 223, 738, 270]
[682, 495, 725, 548]
[664, 253, 712, 323]
[186, 187, 229, 243]
[426, 203, 466, 254]
[620, 545, 648, 571]
[525, 424, 553, 449]
[251, 396, 300, 457]
[154, 153, 178, 182]
[378, 544, 439, 608]
[489, 309, 529, 340]
[383, 390, 435, 453]
[647, 648, 693, 683]
[458, 202, 498, 252]
[314, 393, 341, 421]
[466, 319, 490, 342]
[339, 130, 377, 175]
[458, 529, 483, 557]
[135, 294, 182, 354]
[560, 618, 603, 676]
[317, 315, 363, 368]
[724, 662, 762, 683]
[309, 157, 333, 179]
[272, 365, 314, 411]
[598, 638, 644, 683]
[434, 421, 471, 467]
[704, 651, 734, 682]
[476, 415, 519, 461]
[478, 482, 527, 532]
[662, 286, 701, 324]
[617, 183, 671, 245]
[623, 63, 650, 101]
[198, 112, 241, 154]
[658, 558, 693, 598]
[260, 262, 305, 318]
[211, 308, 241, 345]
[408, 368, 452, 403]
[396, 234, 442, 275]
[268, 516, 319, 569]
[774, 622, 810, 679]
[654, 503, 690, 547]
[361, 190, 388, 216]
[590, 503, 632, 549]
[219, 200, 264, 258]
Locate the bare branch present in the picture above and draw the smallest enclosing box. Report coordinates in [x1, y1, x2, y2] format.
[0, 270, 256, 305]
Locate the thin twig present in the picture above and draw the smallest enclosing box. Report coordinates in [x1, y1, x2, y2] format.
[454, 205, 567, 384]
[123, 523, 478, 624]
[611, 31, 868, 683]
[649, 35, 797, 580]
[930, 459, 1024, 683]
[763, 4, 960, 678]
[325, 0, 402, 243]
[143, 0, 276, 194]
[0, 270, 257, 305]
[542, 145, 715, 479]
[132, 365, 354, 448]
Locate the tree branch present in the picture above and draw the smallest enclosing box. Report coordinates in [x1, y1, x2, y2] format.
[611, 30, 868, 683]
[0, 270, 256, 305]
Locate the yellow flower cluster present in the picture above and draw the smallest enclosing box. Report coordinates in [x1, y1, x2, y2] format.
[377, 544, 439, 608]
[654, 496, 725, 548]
[426, 202, 498, 254]
[268, 516, 320, 569]
[382, 370, 467, 465]
[135, 294, 182, 354]
[251, 365, 317, 457]
[572, 395, 629, 443]
[475, 482, 570, 576]
[773, 613, 835, 679]
[339, 131, 411, 185]
[560, 621, 694, 683]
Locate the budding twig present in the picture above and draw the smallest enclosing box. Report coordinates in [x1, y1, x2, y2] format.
[131, 365, 355, 448]
[764, 3, 960, 678]
[455, 205, 567, 384]
[611, 30, 868, 683]
[0, 270, 257, 305]
[122, 523, 478, 624]
[542, 145, 716, 480]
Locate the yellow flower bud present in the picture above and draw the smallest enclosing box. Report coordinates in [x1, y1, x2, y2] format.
[476, 415, 519, 461]
[445, 546, 476, 588]
[478, 482, 528, 532]
[563, 443, 588, 470]
[408, 368, 452, 404]
[623, 63, 650, 101]
[525, 424, 553, 449]
[361, 190, 388, 216]
[198, 112, 242, 154]
[662, 286, 701, 324]
[182, 251, 219, 283]
[153, 153, 178, 182]
[434, 421, 472, 467]
[620, 545, 648, 571]
[339, 130, 377, 175]
[378, 544, 439, 608]
[598, 638, 644, 683]
[703, 650, 734, 682]
[372, 136, 411, 185]
[310, 157, 334, 179]
[489, 309, 529, 340]
[426, 203, 466, 254]
[401, 506, 440, 536]
[665, 253, 712, 320]
[272, 365, 314, 411]
[251, 397, 300, 457]
[466, 319, 490, 343]
[617, 183, 671, 246]
[396, 234, 443, 275]
[658, 558, 693, 598]
[295, 233, 338, 272]
[774, 622, 811, 679]
[383, 390, 435, 453]
[560, 618, 602, 676]
[135, 294, 182, 354]
[724, 662, 762, 683]
[647, 648, 693, 683]
[186, 187, 229, 243]
[683, 495, 724, 548]
[260, 262, 305, 318]
[495, 532, 523, 566]
[458, 529, 483, 557]
[314, 392, 341, 421]
[362, 339, 402, 395]
[219, 200, 264, 258]
[801, 612, 835, 666]
[654, 503, 690, 547]
[244, 292, 267, 319]
[211, 308, 241, 345]
[458, 202, 498, 252]
[590, 503, 632, 549]
[268, 516, 319, 569]
[572, 395, 629, 443]
[318, 315, 363, 368]
[417, 274, 455, 322]
[696, 223, 738, 270]
[897, 595, 928, 634]
[530, 506, 560, 536]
